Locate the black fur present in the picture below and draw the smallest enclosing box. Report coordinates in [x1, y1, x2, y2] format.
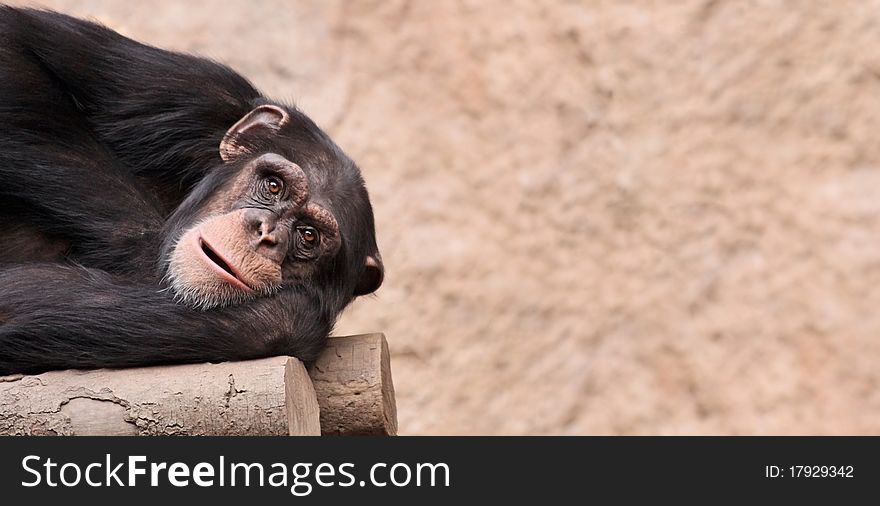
[0, 7, 381, 375]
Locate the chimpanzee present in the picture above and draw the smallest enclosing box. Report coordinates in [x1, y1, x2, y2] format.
[0, 7, 383, 375]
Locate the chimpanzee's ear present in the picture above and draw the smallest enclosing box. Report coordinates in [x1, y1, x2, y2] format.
[220, 105, 290, 162]
[354, 255, 384, 296]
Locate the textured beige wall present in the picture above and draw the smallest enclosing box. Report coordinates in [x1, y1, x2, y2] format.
[21, 0, 880, 434]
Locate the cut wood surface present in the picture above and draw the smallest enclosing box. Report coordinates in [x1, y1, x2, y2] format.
[310, 333, 398, 435]
[0, 333, 396, 436]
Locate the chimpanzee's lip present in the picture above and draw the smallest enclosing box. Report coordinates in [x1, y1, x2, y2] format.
[194, 234, 254, 293]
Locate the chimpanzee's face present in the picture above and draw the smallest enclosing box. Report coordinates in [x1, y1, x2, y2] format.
[164, 105, 383, 310]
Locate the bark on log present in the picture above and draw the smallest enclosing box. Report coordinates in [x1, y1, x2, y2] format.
[310, 333, 398, 435]
[0, 356, 320, 436]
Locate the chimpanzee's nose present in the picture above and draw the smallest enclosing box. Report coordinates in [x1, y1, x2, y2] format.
[243, 209, 288, 264]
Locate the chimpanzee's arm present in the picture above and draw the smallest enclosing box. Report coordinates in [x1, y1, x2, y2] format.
[0, 118, 165, 276]
[1, 7, 261, 188]
[0, 9, 180, 273]
[0, 7, 255, 273]
[0, 125, 164, 275]
[0, 265, 332, 375]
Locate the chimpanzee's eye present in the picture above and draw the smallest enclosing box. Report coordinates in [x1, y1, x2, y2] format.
[264, 176, 283, 195]
[297, 226, 320, 247]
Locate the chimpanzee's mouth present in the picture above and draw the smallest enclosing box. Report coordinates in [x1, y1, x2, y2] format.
[196, 235, 254, 293]
[201, 240, 233, 275]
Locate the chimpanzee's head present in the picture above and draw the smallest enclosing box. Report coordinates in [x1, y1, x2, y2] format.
[162, 103, 383, 310]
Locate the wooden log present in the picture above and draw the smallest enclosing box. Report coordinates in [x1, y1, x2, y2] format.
[309, 333, 398, 435]
[0, 356, 320, 436]
[0, 333, 396, 436]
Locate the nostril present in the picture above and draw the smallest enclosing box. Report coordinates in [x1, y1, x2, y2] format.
[259, 233, 280, 247]
[249, 217, 267, 236]
[242, 209, 286, 261]
[253, 219, 278, 241]
[255, 233, 287, 264]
